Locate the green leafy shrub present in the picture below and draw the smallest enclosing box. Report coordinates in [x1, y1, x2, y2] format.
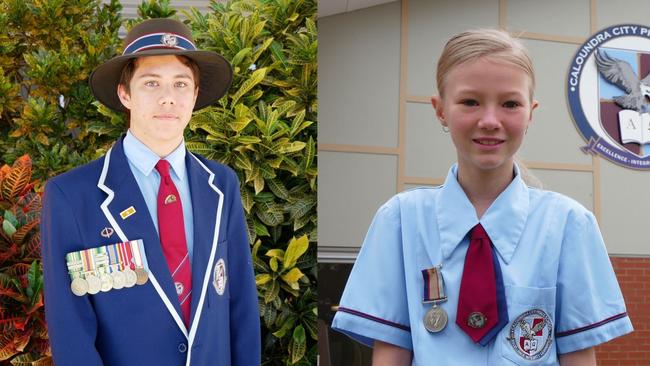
[0, 0, 123, 182]
[184, 1, 317, 364]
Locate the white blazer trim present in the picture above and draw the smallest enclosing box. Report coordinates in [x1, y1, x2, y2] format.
[97, 146, 189, 339]
[185, 152, 224, 366]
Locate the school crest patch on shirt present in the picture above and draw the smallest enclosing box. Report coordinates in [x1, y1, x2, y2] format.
[213, 258, 227, 296]
[508, 309, 553, 360]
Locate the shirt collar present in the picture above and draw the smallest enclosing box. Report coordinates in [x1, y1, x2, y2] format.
[436, 163, 529, 264]
[123, 130, 187, 181]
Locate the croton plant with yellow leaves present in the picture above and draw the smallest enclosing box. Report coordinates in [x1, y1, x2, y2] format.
[0, 155, 50, 365]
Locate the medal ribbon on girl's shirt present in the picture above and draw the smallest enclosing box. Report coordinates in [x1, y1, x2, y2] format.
[421, 265, 449, 333]
[422, 266, 447, 303]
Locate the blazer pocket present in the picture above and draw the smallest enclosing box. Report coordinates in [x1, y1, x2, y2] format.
[499, 286, 558, 365]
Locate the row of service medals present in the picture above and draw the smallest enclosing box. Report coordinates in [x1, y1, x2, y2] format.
[66, 240, 149, 296]
[421, 265, 448, 333]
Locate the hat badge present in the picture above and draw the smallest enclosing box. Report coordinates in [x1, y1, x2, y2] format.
[161, 33, 178, 47]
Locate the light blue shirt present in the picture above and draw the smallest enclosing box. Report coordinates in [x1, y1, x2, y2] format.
[123, 130, 195, 263]
[332, 164, 633, 365]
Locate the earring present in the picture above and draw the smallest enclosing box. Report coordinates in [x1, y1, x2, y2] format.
[442, 126, 449, 133]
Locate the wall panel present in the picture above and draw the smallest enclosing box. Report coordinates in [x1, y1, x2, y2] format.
[318, 152, 398, 248]
[405, 102, 456, 178]
[518, 39, 594, 165]
[507, 0, 590, 38]
[319, 2, 401, 147]
[407, 0, 499, 97]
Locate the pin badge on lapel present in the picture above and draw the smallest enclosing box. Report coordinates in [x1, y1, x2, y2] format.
[120, 206, 136, 219]
[101, 227, 114, 238]
[164, 194, 177, 205]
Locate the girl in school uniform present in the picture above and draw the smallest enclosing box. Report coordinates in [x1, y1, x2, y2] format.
[332, 29, 633, 365]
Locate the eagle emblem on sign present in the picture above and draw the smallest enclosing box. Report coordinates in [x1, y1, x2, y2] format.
[567, 24, 650, 169]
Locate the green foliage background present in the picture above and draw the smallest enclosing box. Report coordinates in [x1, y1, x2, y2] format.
[0, 0, 317, 364]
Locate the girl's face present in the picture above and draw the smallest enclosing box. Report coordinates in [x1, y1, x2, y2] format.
[431, 57, 538, 178]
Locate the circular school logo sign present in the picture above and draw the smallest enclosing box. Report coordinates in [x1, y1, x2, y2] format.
[568, 24, 650, 169]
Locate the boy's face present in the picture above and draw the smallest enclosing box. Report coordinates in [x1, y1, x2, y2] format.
[117, 55, 198, 154]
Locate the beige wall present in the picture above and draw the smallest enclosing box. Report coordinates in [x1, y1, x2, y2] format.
[318, 0, 650, 260]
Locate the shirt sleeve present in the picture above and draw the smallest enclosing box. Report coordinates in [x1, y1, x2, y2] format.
[331, 197, 412, 350]
[41, 180, 104, 365]
[555, 209, 633, 354]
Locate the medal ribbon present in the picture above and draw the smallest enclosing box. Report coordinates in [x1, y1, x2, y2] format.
[130, 240, 144, 269]
[82, 248, 95, 276]
[115, 243, 124, 271]
[66, 251, 83, 280]
[118, 242, 132, 270]
[94, 247, 109, 275]
[107, 244, 119, 273]
[421, 265, 447, 303]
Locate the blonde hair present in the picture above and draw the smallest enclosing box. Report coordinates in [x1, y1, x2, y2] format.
[436, 29, 535, 100]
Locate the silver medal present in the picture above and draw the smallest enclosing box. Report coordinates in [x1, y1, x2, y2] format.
[70, 277, 89, 296]
[424, 305, 448, 333]
[86, 274, 102, 294]
[123, 267, 138, 288]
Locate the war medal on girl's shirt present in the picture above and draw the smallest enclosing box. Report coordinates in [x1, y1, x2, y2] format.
[422, 265, 448, 333]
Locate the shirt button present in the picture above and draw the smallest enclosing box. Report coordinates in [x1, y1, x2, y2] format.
[178, 342, 187, 353]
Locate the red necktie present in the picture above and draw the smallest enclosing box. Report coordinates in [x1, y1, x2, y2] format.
[155, 160, 192, 327]
[456, 224, 501, 343]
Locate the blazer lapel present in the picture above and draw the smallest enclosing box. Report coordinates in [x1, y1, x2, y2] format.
[185, 153, 224, 337]
[97, 138, 188, 337]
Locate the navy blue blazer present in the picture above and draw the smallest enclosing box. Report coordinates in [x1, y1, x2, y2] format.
[41, 137, 261, 365]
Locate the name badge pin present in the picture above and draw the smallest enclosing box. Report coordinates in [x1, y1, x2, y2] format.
[120, 206, 136, 219]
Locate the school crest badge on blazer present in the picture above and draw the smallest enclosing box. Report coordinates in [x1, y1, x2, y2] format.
[213, 258, 227, 295]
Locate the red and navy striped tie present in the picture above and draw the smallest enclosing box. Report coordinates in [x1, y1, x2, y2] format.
[156, 159, 192, 328]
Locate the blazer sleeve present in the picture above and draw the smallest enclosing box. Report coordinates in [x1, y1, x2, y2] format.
[226, 170, 261, 365]
[41, 180, 104, 365]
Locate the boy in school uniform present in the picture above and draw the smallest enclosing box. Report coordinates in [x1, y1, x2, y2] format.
[41, 18, 260, 365]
